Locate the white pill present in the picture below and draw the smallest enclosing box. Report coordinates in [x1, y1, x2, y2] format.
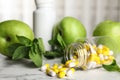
[109, 50, 114, 55]
[41, 66, 47, 72]
[104, 56, 108, 59]
[66, 70, 73, 77]
[86, 61, 97, 69]
[98, 44, 103, 49]
[48, 70, 56, 77]
[68, 62, 76, 67]
[99, 54, 104, 60]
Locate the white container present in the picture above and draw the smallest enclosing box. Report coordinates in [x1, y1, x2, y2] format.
[33, 0, 56, 50]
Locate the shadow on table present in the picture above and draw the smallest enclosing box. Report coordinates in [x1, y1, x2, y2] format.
[1, 57, 37, 68]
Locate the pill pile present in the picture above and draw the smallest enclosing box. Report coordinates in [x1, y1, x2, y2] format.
[40, 42, 115, 79]
[82, 43, 114, 69]
[40, 63, 75, 78]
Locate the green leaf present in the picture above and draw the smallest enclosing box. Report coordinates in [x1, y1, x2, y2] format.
[57, 33, 66, 49]
[48, 25, 60, 49]
[52, 25, 59, 39]
[44, 51, 63, 59]
[29, 42, 42, 67]
[50, 25, 59, 45]
[16, 35, 32, 46]
[33, 38, 45, 53]
[29, 51, 42, 67]
[7, 43, 24, 57]
[48, 33, 66, 58]
[12, 46, 30, 60]
[102, 60, 120, 72]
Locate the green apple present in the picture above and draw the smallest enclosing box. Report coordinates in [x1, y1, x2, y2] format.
[93, 20, 120, 54]
[55, 17, 87, 45]
[0, 20, 34, 57]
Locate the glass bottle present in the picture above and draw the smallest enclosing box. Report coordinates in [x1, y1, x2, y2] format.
[64, 38, 115, 70]
[64, 42, 88, 68]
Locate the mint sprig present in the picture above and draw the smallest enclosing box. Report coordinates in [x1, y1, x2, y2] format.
[7, 34, 67, 67]
[29, 38, 44, 67]
[48, 33, 66, 59]
[102, 60, 120, 72]
[7, 36, 45, 67]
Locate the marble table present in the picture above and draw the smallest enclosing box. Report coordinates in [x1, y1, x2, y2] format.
[0, 54, 120, 80]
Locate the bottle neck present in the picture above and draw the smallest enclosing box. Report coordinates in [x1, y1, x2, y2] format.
[36, 4, 54, 8]
[35, 0, 55, 8]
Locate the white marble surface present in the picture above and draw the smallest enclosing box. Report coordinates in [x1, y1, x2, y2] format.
[0, 54, 120, 80]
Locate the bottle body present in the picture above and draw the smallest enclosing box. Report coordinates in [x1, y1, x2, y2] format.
[33, 0, 56, 50]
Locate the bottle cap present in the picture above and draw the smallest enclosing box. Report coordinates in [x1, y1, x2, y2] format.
[35, 0, 55, 8]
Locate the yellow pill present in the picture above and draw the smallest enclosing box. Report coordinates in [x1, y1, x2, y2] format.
[67, 61, 77, 68]
[108, 56, 114, 60]
[101, 60, 112, 64]
[102, 50, 109, 56]
[90, 53, 98, 56]
[88, 55, 100, 62]
[46, 68, 51, 74]
[40, 63, 50, 72]
[70, 68, 75, 72]
[92, 44, 97, 49]
[52, 64, 58, 69]
[58, 71, 66, 78]
[65, 60, 73, 66]
[59, 68, 67, 72]
[96, 60, 101, 64]
[103, 46, 109, 51]
[46, 68, 56, 77]
[84, 44, 90, 51]
[66, 68, 75, 77]
[58, 64, 64, 69]
[75, 61, 79, 65]
[96, 48, 103, 54]
[52, 68, 59, 73]
[45, 63, 50, 68]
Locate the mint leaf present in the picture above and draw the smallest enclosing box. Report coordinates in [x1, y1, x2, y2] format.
[33, 38, 45, 53]
[16, 35, 32, 46]
[29, 50, 42, 67]
[29, 42, 42, 67]
[57, 33, 66, 49]
[48, 25, 60, 49]
[7, 43, 24, 57]
[48, 33, 66, 58]
[44, 51, 63, 59]
[102, 60, 120, 72]
[49, 25, 59, 46]
[12, 46, 30, 60]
